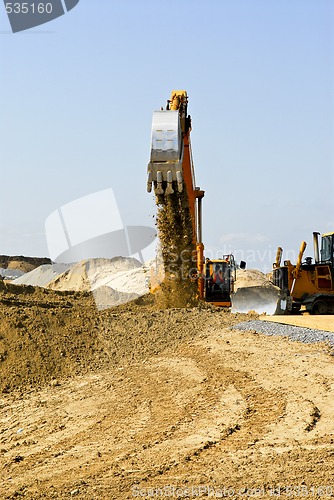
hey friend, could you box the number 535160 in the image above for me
[5,3,53,14]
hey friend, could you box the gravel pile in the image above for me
[232,319,334,350]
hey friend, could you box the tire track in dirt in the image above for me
[0,337,289,498]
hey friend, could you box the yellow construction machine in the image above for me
[272,231,334,314]
[147,90,245,307]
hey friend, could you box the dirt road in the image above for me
[0,283,334,499]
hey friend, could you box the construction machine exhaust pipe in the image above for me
[313,232,320,264]
[294,241,307,277]
[290,241,307,296]
[274,247,283,268]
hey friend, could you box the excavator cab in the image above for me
[204,256,236,307]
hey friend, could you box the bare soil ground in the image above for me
[0,282,334,499]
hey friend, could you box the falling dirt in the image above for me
[155,191,198,308]
[1,280,334,499]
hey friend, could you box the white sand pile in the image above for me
[12,257,150,309]
[92,286,141,310]
[47,257,144,291]
[47,257,150,309]
[12,264,71,287]
[0,268,25,280]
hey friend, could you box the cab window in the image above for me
[321,235,334,263]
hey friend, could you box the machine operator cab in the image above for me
[204,255,239,307]
[320,232,334,267]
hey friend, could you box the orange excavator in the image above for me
[147,90,245,307]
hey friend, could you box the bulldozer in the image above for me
[147,90,245,307]
[272,232,334,314]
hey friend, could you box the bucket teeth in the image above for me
[155,184,164,195]
[165,170,174,195]
[155,170,164,195]
[147,167,184,195]
[147,172,152,193]
[176,171,183,192]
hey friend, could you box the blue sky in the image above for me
[0,0,333,272]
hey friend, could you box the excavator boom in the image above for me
[147,90,240,307]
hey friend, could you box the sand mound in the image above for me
[0,281,244,394]
[0,267,25,280]
[92,285,140,309]
[12,257,150,309]
[234,268,268,290]
[7,260,35,273]
[0,255,51,272]
[13,263,71,287]
[47,257,150,308]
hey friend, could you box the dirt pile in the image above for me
[155,191,198,308]
[0,281,245,394]
[0,255,51,273]
[234,268,268,290]
[0,282,98,393]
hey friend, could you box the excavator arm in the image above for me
[147,91,241,307]
[147,91,205,300]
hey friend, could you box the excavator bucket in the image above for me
[147,110,184,195]
[231,283,286,315]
